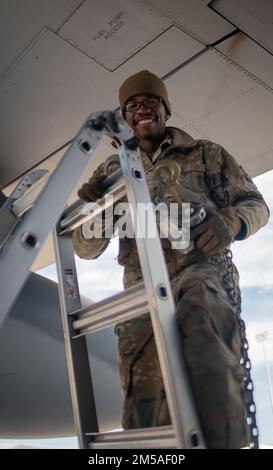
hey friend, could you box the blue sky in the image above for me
[1,169,272,448]
[231,169,273,444]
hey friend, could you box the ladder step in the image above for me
[59,169,125,235]
[87,425,177,449]
[72,282,148,336]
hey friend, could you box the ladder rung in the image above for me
[59,169,125,235]
[87,425,177,449]
[72,282,148,336]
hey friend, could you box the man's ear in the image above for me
[165,113,170,121]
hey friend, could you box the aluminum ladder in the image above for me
[0,110,205,449]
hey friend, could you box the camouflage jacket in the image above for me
[72,127,269,287]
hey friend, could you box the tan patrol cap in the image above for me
[119,70,171,117]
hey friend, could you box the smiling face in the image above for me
[124,94,169,143]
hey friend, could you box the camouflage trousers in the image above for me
[114,262,249,449]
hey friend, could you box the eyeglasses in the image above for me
[124,97,162,113]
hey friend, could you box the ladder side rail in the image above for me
[0,198,20,249]
[53,226,98,449]
[0,170,49,248]
[118,139,206,449]
[0,117,103,326]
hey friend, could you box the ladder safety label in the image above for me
[64,268,77,299]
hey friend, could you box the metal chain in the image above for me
[208,249,259,449]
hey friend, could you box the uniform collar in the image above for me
[142,126,198,163]
[147,132,173,163]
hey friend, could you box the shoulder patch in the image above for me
[202,142,220,167]
[182,161,206,172]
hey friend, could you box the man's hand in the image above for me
[191,206,241,256]
[77,174,107,202]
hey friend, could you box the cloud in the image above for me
[74,237,124,302]
[255,170,273,207]
[245,319,273,367]
[0,437,78,449]
[232,223,273,288]
[38,237,124,303]
[231,170,273,288]
[230,171,273,369]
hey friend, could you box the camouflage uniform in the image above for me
[73,127,269,448]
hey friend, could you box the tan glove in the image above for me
[191,206,241,256]
[77,174,107,202]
